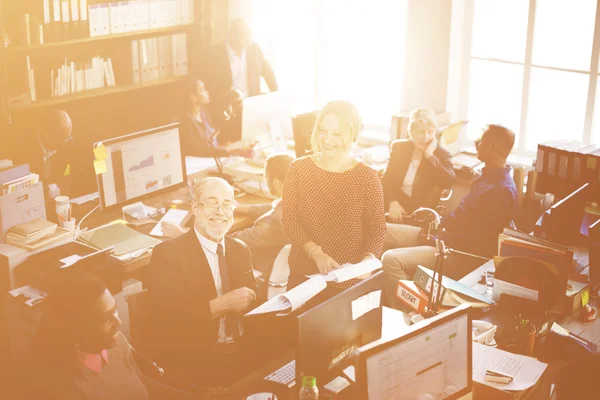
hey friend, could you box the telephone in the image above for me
[473,320,497,346]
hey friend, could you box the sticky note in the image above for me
[587,156,596,170]
[582,289,589,306]
[94,159,107,175]
[63,163,70,176]
[93,144,108,161]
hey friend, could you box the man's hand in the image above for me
[424,136,437,159]
[210,287,256,319]
[311,248,340,275]
[388,201,405,223]
[223,287,256,313]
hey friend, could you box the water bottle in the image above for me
[299,376,319,399]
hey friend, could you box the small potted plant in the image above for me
[516,314,536,356]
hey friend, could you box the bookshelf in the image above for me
[0,0,219,117]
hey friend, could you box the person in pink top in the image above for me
[282,100,386,301]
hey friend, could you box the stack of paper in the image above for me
[6,219,71,251]
[78,223,160,257]
[246,258,382,317]
[6,219,57,244]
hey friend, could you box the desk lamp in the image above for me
[410,207,490,317]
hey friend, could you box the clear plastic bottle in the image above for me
[299,376,319,399]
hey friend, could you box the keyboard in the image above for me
[264,360,296,387]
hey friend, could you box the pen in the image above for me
[486,369,513,379]
[485,375,512,384]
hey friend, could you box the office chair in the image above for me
[292,110,319,158]
[267,244,292,299]
[125,289,164,380]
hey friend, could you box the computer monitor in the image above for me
[292,109,319,158]
[356,304,472,400]
[535,182,589,243]
[95,123,187,210]
[241,92,294,147]
[296,271,385,386]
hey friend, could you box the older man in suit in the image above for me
[144,177,259,387]
[203,18,278,142]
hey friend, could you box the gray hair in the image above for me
[191,177,232,202]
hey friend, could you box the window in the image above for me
[466,0,600,154]
[250,0,407,128]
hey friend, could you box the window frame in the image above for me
[460,0,600,156]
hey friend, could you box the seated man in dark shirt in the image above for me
[383,124,518,292]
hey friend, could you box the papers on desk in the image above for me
[70,192,99,205]
[9,285,47,307]
[473,343,547,391]
[150,209,189,237]
[185,156,219,175]
[307,258,382,283]
[246,259,382,316]
[122,201,157,220]
[78,223,160,257]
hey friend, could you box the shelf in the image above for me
[9,76,187,112]
[4,24,194,53]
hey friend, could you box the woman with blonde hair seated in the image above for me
[382,108,455,224]
[282,100,386,302]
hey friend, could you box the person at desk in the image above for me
[28,271,195,400]
[382,124,518,288]
[382,108,455,224]
[144,177,260,387]
[178,78,251,158]
[5,109,74,198]
[282,100,386,298]
[203,18,278,142]
[230,153,293,277]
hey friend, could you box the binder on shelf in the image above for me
[139,39,150,82]
[109,2,120,34]
[149,0,161,29]
[89,2,110,37]
[69,0,81,39]
[131,39,141,84]
[172,33,188,76]
[158,35,172,79]
[79,0,89,38]
[137,0,149,31]
[51,0,62,42]
[167,0,177,27]
[60,0,71,41]
[571,145,596,181]
[149,37,160,81]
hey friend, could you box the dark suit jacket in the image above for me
[178,111,229,158]
[229,200,290,277]
[382,140,456,213]
[203,42,277,141]
[143,230,257,377]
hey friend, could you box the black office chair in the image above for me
[125,289,164,380]
[292,110,320,158]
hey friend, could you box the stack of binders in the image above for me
[536,140,599,198]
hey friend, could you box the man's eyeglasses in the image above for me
[196,202,236,213]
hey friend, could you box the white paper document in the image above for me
[308,258,382,283]
[492,279,539,302]
[473,343,548,391]
[59,254,83,268]
[246,276,328,316]
[150,209,189,237]
[351,290,382,320]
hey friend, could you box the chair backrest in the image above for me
[267,244,291,299]
[125,289,150,355]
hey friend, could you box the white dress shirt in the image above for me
[402,157,421,197]
[226,43,249,96]
[194,228,233,343]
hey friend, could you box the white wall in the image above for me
[401,0,454,114]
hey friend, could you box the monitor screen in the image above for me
[359,305,471,400]
[96,124,186,209]
[241,92,294,146]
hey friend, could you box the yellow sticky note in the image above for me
[93,144,108,161]
[94,159,107,175]
[63,163,70,176]
[586,156,596,170]
[582,289,589,306]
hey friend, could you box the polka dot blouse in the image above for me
[282,156,386,289]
